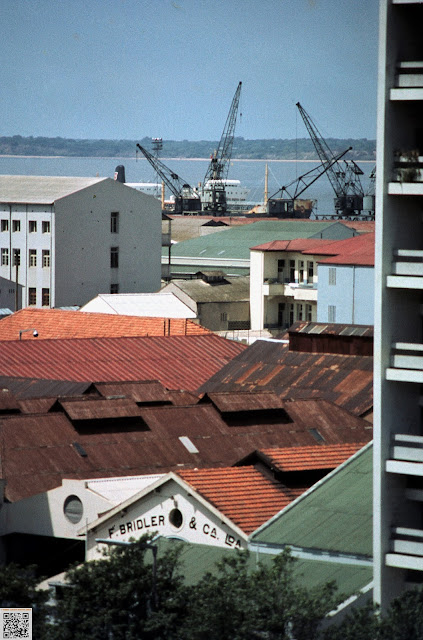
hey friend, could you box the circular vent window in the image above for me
[63,495,83,524]
[169,508,183,529]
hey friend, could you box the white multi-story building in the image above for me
[0,176,162,308]
[374,0,423,610]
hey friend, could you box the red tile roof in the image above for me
[259,442,366,472]
[0,308,210,341]
[0,335,246,391]
[178,466,304,534]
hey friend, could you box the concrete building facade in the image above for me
[0,176,162,309]
[374,0,423,610]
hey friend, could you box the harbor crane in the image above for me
[136,143,201,214]
[296,102,374,219]
[267,147,352,217]
[202,81,242,214]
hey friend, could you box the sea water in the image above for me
[0,155,374,218]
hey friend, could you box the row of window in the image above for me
[28,288,50,306]
[277,259,314,282]
[1,249,50,267]
[1,220,51,233]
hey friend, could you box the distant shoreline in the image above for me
[0,155,375,163]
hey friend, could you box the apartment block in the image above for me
[374,0,423,609]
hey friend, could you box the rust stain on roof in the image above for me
[0,308,210,340]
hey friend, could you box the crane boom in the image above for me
[202,82,242,213]
[136,143,200,214]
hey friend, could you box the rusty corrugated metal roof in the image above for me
[0,308,210,340]
[0,376,92,399]
[0,394,372,502]
[203,391,285,413]
[0,335,246,391]
[199,340,373,417]
[0,389,20,412]
[289,322,374,338]
[58,397,144,421]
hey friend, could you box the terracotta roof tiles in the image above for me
[259,442,367,472]
[178,466,302,534]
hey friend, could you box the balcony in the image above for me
[391,61,423,101]
[386,342,423,383]
[386,527,423,571]
[262,279,317,301]
[387,249,423,289]
[387,434,423,477]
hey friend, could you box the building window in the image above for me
[299,261,305,283]
[42,221,50,233]
[28,288,36,305]
[12,249,20,266]
[29,249,37,267]
[110,247,119,268]
[42,288,50,307]
[220,312,228,322]
[1,220,8,232]
[110,283,119,294]
[289,259,295,282]
[328,305,336,323]
[308,261,314,281]
[29,220,37,233]
[12,220,21,232]
[329,267,337,286]
[278,302,285,326]
[297,304,303,321]
[111,211,119,233]
[1,248,9,266]
[277,259,285,281]
[42,250,50,267]
[306,304,312,321]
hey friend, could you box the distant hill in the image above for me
[0,135,376,161]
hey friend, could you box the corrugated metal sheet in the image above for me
[0,394,372,502]
[59,397,144,420]
[251,444,373,557]
[204,391,285,413]
[0,335,245,391]
[199,340,373,417]
[289,322,373,338]
[94,381,172,404]
[0,308,209,340]
[0,389,20,412]
[0,376,92,399]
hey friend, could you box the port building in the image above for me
[0,175,162,309]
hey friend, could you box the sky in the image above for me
[1,0,379,142]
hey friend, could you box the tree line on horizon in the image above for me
[0,135,376,161]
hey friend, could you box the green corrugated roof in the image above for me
[250,443,373,557]
[154,538,371,598]
[168,220,355,261]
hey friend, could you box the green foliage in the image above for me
[322,602,380,640]
[48,537,186,640]
[181,549,338,640]
[0,135,376,160]
[0,563,50,639]
[379,587,423,640]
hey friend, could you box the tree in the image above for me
[48,537,187,640]
[0,563,50,639]
[181,549,339,640]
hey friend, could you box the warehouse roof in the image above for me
[317,232,375,266]
[0,175,106,204]
[199,339,373,418]
[0,334,244,390]
[153,537,372,598]
[0,308,208,340]
[79,292,197,318]
[168,220,356,261]
[162,276,250,304]
[251,442,373,557]
[0,393,371,502]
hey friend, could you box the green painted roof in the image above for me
[250,443,373,558]
[154,538,371,598]
[168,220,355,261]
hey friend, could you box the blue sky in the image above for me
[1,0,379,141]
